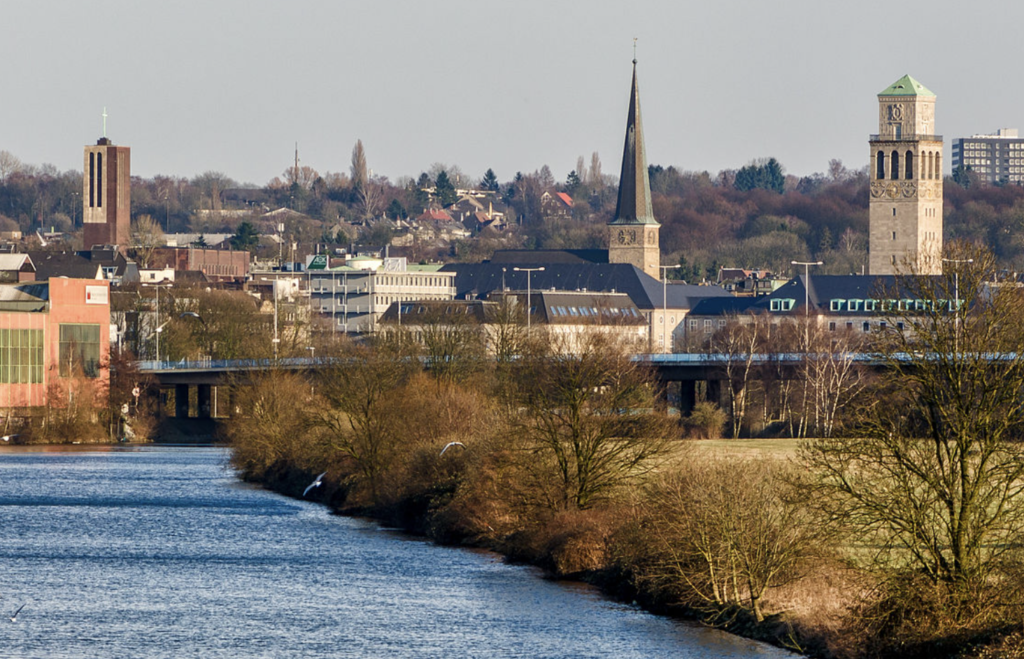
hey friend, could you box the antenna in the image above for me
[102,107,108,138]
[294,142,299,184]
[633,37,637,64]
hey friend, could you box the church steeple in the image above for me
[608,56,660,279]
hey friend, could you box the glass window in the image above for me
[0,328,44,384]
[59,324,101,378]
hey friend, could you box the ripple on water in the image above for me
[0,446,797,658]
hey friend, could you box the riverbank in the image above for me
[242,449,815,657]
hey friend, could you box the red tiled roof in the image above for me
[417,209,454,221]
[555,192,574,207]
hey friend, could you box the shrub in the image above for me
[686,402,727,439]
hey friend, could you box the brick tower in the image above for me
[83,136,130,249]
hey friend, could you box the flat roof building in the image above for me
[951,129,1024,185]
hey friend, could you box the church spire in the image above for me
[611,57,657,226]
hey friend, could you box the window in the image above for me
[689,319,698,331]
[0,329,43,384]
[59,324,101,378]
[862,321,870,332]
[828,321,837,332]
[830,299,844,312]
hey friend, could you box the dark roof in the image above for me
[690,274,947,316]
[488,249,608,265]
[440,262,730,311]
[26,251,101,281]
[610,60,658,227]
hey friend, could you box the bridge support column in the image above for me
[706,379,724,409]
[175,384,190,418]
[679,380,696,416]
[198,385,212,419]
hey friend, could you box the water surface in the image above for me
[0,446,795,658]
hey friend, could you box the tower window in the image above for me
[877,151,886,180]
[892,208,896,217]
[96,152,103,208]
[905,151,914,179]
[892,231,897,240]
[891,151,900,180]
[88,152,95,208]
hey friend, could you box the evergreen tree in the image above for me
[481,168,500,192]
[230,221,259,252]
[434,171,458,207]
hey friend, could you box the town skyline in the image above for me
[5,1,1024,186]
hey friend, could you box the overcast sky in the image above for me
[2,0,1019,186]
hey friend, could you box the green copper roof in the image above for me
[879,74,935,97]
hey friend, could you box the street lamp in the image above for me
[142,282,172,363]
[154,321,170,363]
[791,261,824,318]
[652,264,682,353]
[513,267,544,331]
[307,346,315,362]
[260,277,281,359]
[942,257,974,353]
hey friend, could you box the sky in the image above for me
[2,0,1020,187]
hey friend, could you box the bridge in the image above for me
[136,353,883,420]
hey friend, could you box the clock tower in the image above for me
[608,58,660,279]
[868,75,943,275]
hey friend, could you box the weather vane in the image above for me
[102,107,107,138]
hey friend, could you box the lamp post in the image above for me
[179,311,209,360]
[307,346,315,362]
[261,278,281,359]
[943,257,974,353]
[154,321,170,362]
[791,261,823,318]
[652,264,682,353]
[143,282,172,363]
[513,267,544,331]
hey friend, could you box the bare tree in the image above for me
[0,150,22,182]
[129,214,164,268]
[509,330,672,510]
[590,152,602,186]
[576,155,587,185]
[351,140,368,192]
[803,244,1024,596]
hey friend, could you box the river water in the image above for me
[0,446,794,658]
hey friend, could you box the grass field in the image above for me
[690,437,806,460]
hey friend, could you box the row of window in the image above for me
[0,324,101,384]
[875,150,941,181]
[767,297,962,313]
[687,317,906,334]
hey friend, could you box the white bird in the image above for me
[9,603,25,623]
[1,434,18,442]
[439,441,466,457]
[303,471,327,497]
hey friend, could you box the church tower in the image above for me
[868,75,943,275]
[83,130,131,249]
[608,58,660,280]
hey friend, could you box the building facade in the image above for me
[868,75,943,276]
[309,258,456,333]
[0,279,110,409]
[951,129,1024,185]
[83,138,131,249]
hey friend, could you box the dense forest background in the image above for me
[2,147,1023,280]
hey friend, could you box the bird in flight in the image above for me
[303,472,327,497]
[9,603,25,623]
[0,434,17,442]
[439,441,466,456]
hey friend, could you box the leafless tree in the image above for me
[351,140,368,192]
[0,150,22,182]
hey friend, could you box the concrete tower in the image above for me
[83,136,130,249]
[868,75,943,275]
[608,58,660,280]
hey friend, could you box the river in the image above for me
[0,446,795,658]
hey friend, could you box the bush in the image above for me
[686,402,727,439]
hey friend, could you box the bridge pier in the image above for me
[679,380,696,415]
[706,379,724,409]
[175,384,190,418]
[198,385,212,419]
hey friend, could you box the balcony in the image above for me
[869,134,943,143]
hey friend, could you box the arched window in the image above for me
[936,153,942,178]
[891,151,900,180]
[905,151,914,179]
[877,151,886,180]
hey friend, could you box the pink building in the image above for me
[0,279,110,408]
